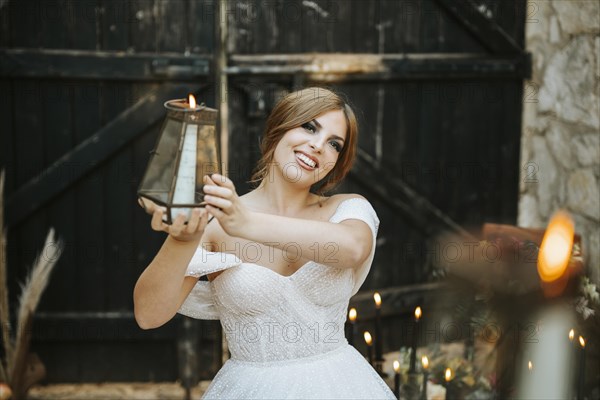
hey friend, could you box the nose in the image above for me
[309,135,324,153]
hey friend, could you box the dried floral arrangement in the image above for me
[0,171,63,399]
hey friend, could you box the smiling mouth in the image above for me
[295,152,318,169]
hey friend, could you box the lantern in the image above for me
[138,95,219,224]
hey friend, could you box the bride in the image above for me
[134,87,396,399]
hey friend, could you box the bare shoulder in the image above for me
[328,193,368,206]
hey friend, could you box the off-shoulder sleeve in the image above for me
[177,247,242,320]
[329,197,380,296]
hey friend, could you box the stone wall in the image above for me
[519,1,600,282]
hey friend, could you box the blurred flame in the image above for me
[537,211,574,282]
[422,356,429,370]
[579,336,585,348]
[415,306,422,320]
[373,292,382,308]
[348,308,357,322]
[393,360,400,373]
[188,94,196,108]
[364,331,372,345]
[528,360,533,370]
[569,329,575,341]
[445,367,453,382]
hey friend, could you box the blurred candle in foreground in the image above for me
[347,308,357,346]
[364,331,373,366]
[577,336,586,400]
[516,306,573,399]
[410,306,422,373]
[444,368,454,400]
[374,292,383,366]
[537,210,575,297]
[421,356,429,400]
[393,360,401,399]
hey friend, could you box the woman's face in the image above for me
[271,109,348,187]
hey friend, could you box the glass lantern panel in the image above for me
[195,124,220,203]
[138,117,182,204]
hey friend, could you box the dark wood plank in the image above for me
[101,0,131,51]
[69,0,99,50]
[435,0,524,54]
[0,80,15,193]
[156,0,185,53]
[10,80,48,321]
[0,0,10,47]
[72,81,105,311]
[0,49,211,81]
[188,0,214,54]
[129,0,157,53]
[41,80,78,313]
[10,0,42,47]
[39,0,70,49]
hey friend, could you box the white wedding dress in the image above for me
[178,198,396,399]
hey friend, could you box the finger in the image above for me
[170,213,186,236]
[202,184,232,199]
[139,197,156,214]
[151,208,166,231]
[203,195,232,211]
[204,174,217,186]
[210,173,236,192]
[206,204,225,221]
[198,208,209,232]
[185,208,201,234]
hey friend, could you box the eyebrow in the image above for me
[311,119,346,142]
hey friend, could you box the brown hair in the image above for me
[250,87,358,194]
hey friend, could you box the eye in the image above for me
[301,122,317,133]
[329,141,343,153]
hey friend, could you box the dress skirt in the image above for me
[202,344,396,399]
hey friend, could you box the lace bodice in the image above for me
[178,198,379,363]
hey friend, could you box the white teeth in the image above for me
[297,153,316,168]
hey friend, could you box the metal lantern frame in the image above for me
[137,98,220,224]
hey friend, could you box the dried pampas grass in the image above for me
[0,170,63,398]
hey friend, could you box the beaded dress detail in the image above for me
[178,198,395,399]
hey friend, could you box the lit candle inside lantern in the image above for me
[347,308,357,346]
[364,331,373,366]
[577,336,586,400]
[569,329,575,342]
[528,360,533,371]
[421,356,429,400]
[393,360,401,399]
[171,94,198,222]
[410,306,422,373]
[374,292,383,367]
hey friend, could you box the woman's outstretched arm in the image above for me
[133,202,209,329]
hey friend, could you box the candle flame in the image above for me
[537,210,574,282]
[569,329,575,341]
[528,360,533,370]
[445,367,453,382]
[421,356,429,370]
[188,94,196,109]
[393,360,400,372]
[579,336,585,348]
[348,308,357,322]
[364,331,372,345]
[415,306,422,320]
[373,292,382,308]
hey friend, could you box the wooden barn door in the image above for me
[0,0,221,383]
[0,0,530,384]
